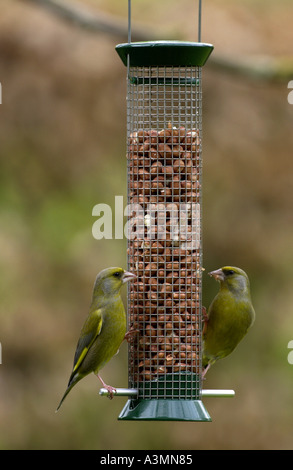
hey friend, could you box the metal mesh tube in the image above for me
[126,65,203,401]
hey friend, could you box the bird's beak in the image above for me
[122,271,137,283]
[209,268,225,282]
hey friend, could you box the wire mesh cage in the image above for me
[127,66,202,396]
[115,42,213,421]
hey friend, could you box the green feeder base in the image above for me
[118,399,211,422]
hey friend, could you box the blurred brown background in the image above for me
[0,0,293,449]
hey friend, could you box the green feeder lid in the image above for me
[116,41,213,67]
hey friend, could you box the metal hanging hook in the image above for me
[128,0,131,44]
[198,0,202,42]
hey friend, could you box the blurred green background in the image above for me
[1,0,293,449]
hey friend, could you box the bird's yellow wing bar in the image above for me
[72,309,103,373]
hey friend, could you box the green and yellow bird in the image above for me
[56,267,136,411]
[202,266,255,378]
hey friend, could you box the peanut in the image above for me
[127,125,202,382]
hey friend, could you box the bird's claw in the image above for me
[202,306,208,322]
[97,374,116,399]
[105,385,116,400]
[124,328,139,343]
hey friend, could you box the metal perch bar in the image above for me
[99,388,235,398]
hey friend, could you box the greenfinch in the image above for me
[202,266,255,378]
[56,267,136,411]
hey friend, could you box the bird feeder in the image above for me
[115,39,212,422]
[99,2,234,421]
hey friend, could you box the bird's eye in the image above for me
[225,269,235,276]
[113,271,121,277]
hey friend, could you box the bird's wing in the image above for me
[72,308,103,374]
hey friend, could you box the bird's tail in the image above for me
[55,373,82,412]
